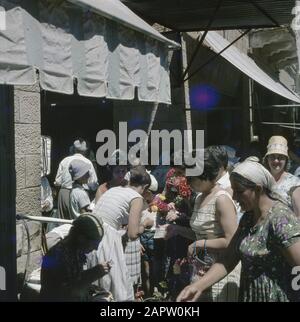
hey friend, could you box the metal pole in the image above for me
[184,29,251,83]
[181,0,224,81]
[181,33,193,152]
[249,0,280,27]
[16,214,73,225]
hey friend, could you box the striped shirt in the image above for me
[93,186,142,229]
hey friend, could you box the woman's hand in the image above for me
[187,240,203,257]
[142,217,154,229]
[176,284,203,302]
[167,202,176,210]
[98,261,112,277]
[187,242,196,257]
[166,209,179,222]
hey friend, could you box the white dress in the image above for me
[91,186,142,302]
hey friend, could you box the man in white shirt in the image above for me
[55,139,98,219]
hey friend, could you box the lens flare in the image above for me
[190,84,220,111]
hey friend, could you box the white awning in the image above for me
[201,31,300,103]
[0,0,179,104]
[68,0,179,49]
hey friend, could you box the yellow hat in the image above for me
[265,136,288,158]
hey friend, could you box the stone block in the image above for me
[16,187,41,217]
[15,156,26,189]
[26,155,41,188]
[18,91,41,124]
[15,124,41,156]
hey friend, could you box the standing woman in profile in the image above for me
[92,166,153,301]
[177,157,300,302]
[167,148,240,301]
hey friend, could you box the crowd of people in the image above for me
[38,135,300,302]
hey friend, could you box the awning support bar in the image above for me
[249,0,280,27]
[184,29,251,83]
[181,0,224,82]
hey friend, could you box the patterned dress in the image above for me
[236,201,300,302]
[190,190,241,302]
[272,172,300,209]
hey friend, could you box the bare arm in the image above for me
[128,197,144,240]
[54,162,64,187]
[193,194,238,253]
[177,225,242,302]
[281,240,300,266]
[94,183,107,204]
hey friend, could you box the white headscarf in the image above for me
[232,156,275,191]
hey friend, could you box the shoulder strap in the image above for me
[214,190,236,209]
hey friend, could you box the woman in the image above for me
[92,165,153,301]
[94,164,128,204]
[177,157,300,302]
[167,148,240,301]
[264,136,300,217]
[40,214,110,302]
[153,161,193,292]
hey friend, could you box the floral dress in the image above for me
[272,172,300,209]
[236,201,300,302]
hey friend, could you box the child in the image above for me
[69,159,92,218]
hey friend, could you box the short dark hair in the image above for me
[186,148,220,181]
[129,165,151,187]
[207,145,228,169]
[230,172,256,190]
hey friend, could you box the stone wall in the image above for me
[14,83,42,289]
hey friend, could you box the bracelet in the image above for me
[193,241,197,257]
[204,239,207,255]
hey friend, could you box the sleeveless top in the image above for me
[93,186,141,230]
[190,190,235,240]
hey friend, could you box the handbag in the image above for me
[190,240,214,282]
[171,240,214,288]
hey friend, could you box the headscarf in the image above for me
[231,156,275,191]
[69,159,90,181]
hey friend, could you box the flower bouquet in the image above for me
[165,169,192,211]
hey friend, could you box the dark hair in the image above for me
[230,172,256,190]
[129,165,151,187]
[186,148,220,182]
[70,214,104,242]
[207,145,228,169]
